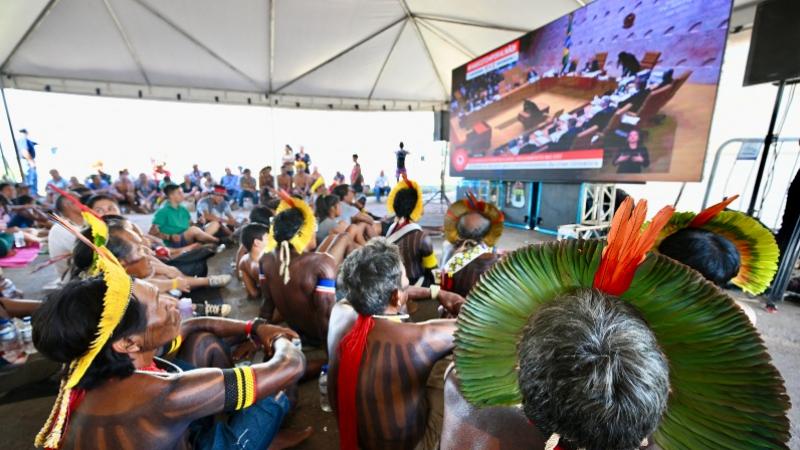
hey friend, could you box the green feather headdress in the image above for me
[655,195,779,295]
[455,198,790,449]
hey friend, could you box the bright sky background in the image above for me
[1,91,446,190]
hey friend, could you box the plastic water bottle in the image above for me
[13,231,25,248]
[0,318,21,362]
[319,364,332,412]
[19,316,35,354]
[179,298,194,320]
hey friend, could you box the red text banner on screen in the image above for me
[466,41,520,81]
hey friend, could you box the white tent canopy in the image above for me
[1,0,760,110]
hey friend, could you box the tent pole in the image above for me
[0,80,23,180]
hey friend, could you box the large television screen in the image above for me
[448,0,733,182]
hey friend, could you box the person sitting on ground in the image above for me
[331,184,367,224]
[315,194,372,248]
[220,167,239,198]
[196,185,236,240]
[238,222,269,300]
[373,170,390,203]
[656,195,778,318]
[71,219,231,306]
[327,238,465,450]
[259,166,275,195]
[112,169,146,213]
[32,256,310,450]
[45,169,69,205]
[48,195,86,282]
[150,184,220,248]
[86,174,110,194]
[238,168,259,207]
[179,174,201,204]
[134,173,158,213]
[384,176,437,286]
[258,193,344,347]
[441,197,790,450]
[293,162,312,199]
[8,195,50,229]
[439,193,504,297]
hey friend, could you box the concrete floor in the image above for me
[1,198,798,449]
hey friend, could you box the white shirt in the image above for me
[339,202,360,223]
[375,176,388,189]
[48,219,82,278]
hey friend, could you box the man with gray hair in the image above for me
[327,238,464,450]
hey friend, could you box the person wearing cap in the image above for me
[196,185,237,240]
[16,129,38,196]
[437,192,504,297]
[440,198,790,450]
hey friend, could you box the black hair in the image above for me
[658,228,741,286]
[86,194,118,209]
[399,142,404,149]
[16,194,34,205]
[55,195,71,214]
[518,288,669,450]
[352,154,358,159]
[71,223,128,278]
[392,188,419,220]
[241,223,269,252]
[249,205,273,225]
[337,238,403,316]
[163,184,180,197]
[456,212,491,242]
[273,208,304,244]
[332,184,351,201]
[315,195,339,221]
[0,182,12,192]
[32,277,147,390]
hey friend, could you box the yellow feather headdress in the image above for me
[386,174,424,222]
[36,215,132,448]
[444,191,505,246]
[310,176,326,194]
[266,191,317,284]
[655,195,779,295]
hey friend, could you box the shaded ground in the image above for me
[0,197,797,449]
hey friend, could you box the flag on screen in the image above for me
[561,13,573,74]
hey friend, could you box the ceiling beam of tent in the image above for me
[412,13,530,34]
[368,19,408,100]
[268,0,276,93]
[0,0,62,72]
[399,0,448,100]
[101,0,151,85]
[417,18,475,59]
[273,16,407,93]
[574,0,587,6]
[129,0,263,91]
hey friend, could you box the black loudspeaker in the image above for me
[535,183,583,233]
[743,0,800,86]
[434,110,450,141]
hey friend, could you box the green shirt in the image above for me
[152,202,191,236]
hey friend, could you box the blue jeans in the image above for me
[25,168,37,196]
[374,186,390,202]
[191,393,291,450]
[238,190,258,207]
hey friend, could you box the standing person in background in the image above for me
[45,169,68,205]
[278,164,294,193]
[373,170,390,203]
[220,167,239,198]
[350,154,364,194]
[395,141,410,181]
[295,146,311,174]
[282,145,296,175]
[16,129,38,196]
[239,168,259,207]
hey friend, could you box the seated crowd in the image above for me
[0,151,792,450]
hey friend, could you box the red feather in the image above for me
[277,189,296,208]
[690,195,739,228]
[47,184,102,219]
[593,198,674,296]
